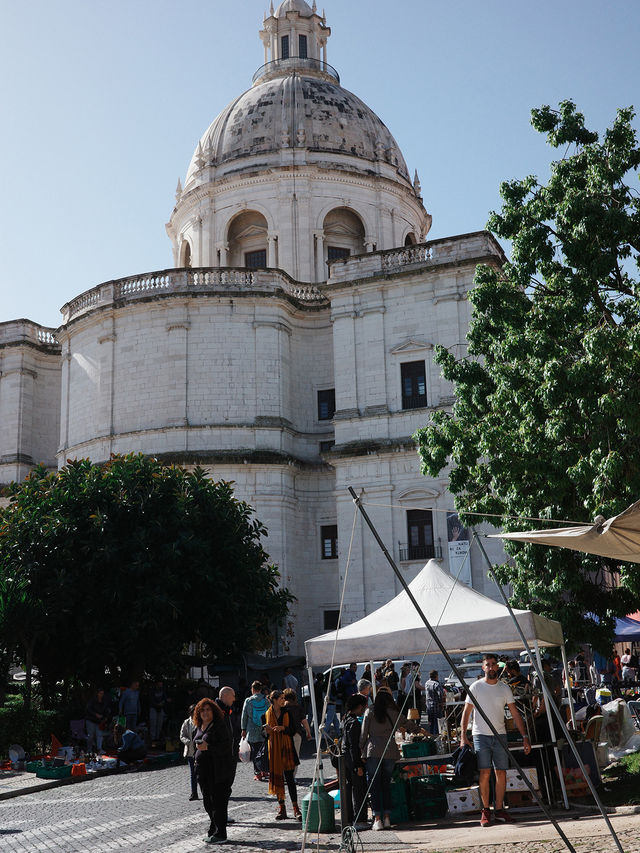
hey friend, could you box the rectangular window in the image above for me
[244,249,267,269]
[319,440,335,453]
[401,360,427,409]
[324,609,340,630]
[321,524,338,559]
[401,509,434,561]
[327,246,350,261]
[298,34,308,58]
[281,35,289,59]
[317,388,335,421]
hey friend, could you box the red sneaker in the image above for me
[480,808,493,827]
[494,808,514,824]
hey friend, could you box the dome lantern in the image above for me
[257,0,332,84]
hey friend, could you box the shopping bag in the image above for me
[239,736,251,763]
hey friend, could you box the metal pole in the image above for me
[474,533,624,853]
[307,664,325,783]
[347,487,578,853]
[534,639,569,809]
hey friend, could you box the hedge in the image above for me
[0,707,66,757]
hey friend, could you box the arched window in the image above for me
[323,208,366,266]
[404,232,417,246]
[227,210,268,268]
[180,241,192,268]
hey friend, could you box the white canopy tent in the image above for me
[493,499,640,563]
[305,558,564,666]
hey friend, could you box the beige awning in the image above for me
[491,499,640,564]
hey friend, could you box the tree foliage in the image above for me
[0,454,293,703]
[416,101,640,651]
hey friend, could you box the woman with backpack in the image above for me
[359,687,408,831]
[240,680,270,781]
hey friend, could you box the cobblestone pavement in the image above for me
[2,757,639,853]
[0,755,409,852]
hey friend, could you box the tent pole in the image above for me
[348,488,578,853]
[307,664,324,784]
[370,659,376,700]
[475,534,624,853]
[534,639,569,810]
[560,641,578,730]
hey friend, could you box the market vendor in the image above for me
[113,723,147,767]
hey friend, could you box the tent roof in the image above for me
[614,616,640,642]
[492,500,640,564]
[304,559,564,667]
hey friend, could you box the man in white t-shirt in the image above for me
[460,653,531,827]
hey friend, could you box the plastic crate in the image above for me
[390,777,408,807]
[409,775,447,819]
[36,764,73,779]
[25,761,42,773]
[400,740,437,759]
[390,802,409,824]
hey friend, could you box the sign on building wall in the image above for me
[447,512,471,586]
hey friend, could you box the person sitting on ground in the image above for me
[113,723,146,767]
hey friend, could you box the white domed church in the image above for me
[0,1,506,653]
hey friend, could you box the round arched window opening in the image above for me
[227,210,268,268]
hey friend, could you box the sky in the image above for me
[1,0,638,328]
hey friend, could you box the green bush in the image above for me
[0,707,65,757]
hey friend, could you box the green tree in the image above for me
[0,455,293,703]
[416,101,640,652]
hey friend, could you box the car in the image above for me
[444,663,484,691]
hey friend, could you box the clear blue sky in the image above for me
[1,0,638,327]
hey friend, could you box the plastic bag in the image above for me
[239,736,251,763]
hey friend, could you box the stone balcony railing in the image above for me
[327,231,506,284]
[0,319,59,348]
[61,267,327,325]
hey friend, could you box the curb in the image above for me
[0,758,184,801]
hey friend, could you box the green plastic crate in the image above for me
[390,802,409,825]
[36,764,72,779]
[409,775,447,819]
[400,740,436,759]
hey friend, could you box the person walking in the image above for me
[360,687,407,831]
[193,697,235,844]
[423,670,445,735]
[241,681,270,780]
[264,690,301,821]
[283,687,311,777]
[341,694,369,830]
[460,652,531,827]
[180,703,199,801]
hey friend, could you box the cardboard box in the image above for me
[506,767,539,791]
[446,786,482,814]
[506,790,535,807]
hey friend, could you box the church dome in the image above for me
[276,0,314,17]
[185,73,410,186]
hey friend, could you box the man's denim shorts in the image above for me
[472,733,510,770]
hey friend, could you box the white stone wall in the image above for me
[0,321,60,484]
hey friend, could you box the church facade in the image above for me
[0,1,506,653]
